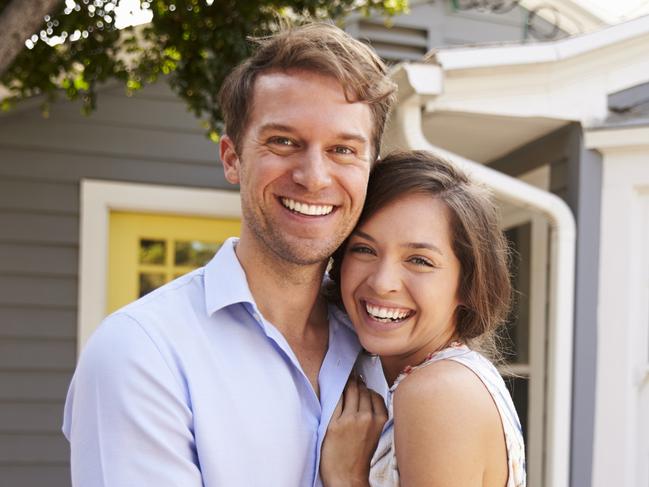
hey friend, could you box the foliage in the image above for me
[0,0,408,141]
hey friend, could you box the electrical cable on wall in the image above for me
[449,0,580,39]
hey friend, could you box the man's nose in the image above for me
[367,260,402,296]
[292,148,332,192]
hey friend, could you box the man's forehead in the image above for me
[248,71,372,130]
[253,68,347,97]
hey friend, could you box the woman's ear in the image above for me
[220,135,241,184]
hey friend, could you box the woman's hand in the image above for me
[320,377,388,487]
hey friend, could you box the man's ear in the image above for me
[220,135,241,184]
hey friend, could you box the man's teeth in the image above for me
[281,198,333,216]
[366,303,411,322]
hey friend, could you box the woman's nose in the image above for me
[366,260,402,295]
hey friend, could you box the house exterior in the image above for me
[385,13,649,487]
[1,1,647,486]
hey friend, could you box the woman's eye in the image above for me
[348,244,375,256]
[408,256,435,268]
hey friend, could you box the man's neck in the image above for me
[234,236,328,337]
[234,235,331,397]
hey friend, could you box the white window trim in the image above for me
[77,179,241,355]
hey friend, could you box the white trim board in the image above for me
[435,15,649,70]
[77,179,241,355]
[501,165,550,487]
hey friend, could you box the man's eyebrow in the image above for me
[259,122,297,134]
[352,230,445,256]
[259,123,368,144]
[337,132,369,145]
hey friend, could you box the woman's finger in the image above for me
[358,381,372,414]
[331,395,344,420]
[369,389,388,421]
[342,376,360,415]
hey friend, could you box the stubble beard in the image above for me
[241,196,352,267]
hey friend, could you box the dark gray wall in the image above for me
[489,123,601,487]
[346,0,559,63]
[0,82,232,486]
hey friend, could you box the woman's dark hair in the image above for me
[328,150,512,352]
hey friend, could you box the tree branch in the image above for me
[0,0,63,76]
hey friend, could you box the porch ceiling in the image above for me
[421,110,569,164]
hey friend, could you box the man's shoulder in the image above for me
[120,268,207,320]
[85,269,208,361]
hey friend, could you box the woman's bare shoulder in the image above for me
[392,359,507,486]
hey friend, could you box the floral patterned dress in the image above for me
[369,344,526,487]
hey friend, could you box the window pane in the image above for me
[504,375,529,444]
[502,224,531,364]
[139,272,167,297]
[174,240,221,267]
[139,239,166,265]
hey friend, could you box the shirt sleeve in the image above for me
[62,313,202,486]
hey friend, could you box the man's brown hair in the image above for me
[218,22,397,159]
[328,150,512,355]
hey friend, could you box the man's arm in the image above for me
[63,313,202,486]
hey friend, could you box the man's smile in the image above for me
[280,197,335,216]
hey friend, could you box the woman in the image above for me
[321,151,526,487]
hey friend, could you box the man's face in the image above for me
[221,69,374,266]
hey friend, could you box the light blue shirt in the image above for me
[62,238,369,487]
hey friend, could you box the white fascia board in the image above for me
[585,126,649,150]
[390,63,444,100]
[402,63,444,97]
[435,15,649,70]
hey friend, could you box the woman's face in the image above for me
[340,193,462,380]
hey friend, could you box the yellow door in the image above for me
[108,211,240,314]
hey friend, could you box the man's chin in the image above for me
[269,237,342,267]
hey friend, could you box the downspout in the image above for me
[390,64,576,487]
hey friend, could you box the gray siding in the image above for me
[0,82,232,486]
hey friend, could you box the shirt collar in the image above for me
[204,237,256,315]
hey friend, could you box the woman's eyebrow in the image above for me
[352,230,444,256]
[403,242,444,256]
[351,229,376,242]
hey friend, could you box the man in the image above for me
[63,23,396,486]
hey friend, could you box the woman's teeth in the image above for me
[281,198,333,216]
[365,303,412,322]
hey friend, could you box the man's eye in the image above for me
[269,137,295,146]
[333,146,354,155]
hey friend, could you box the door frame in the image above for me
[77,179,241,355]
[500,165,550,487]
